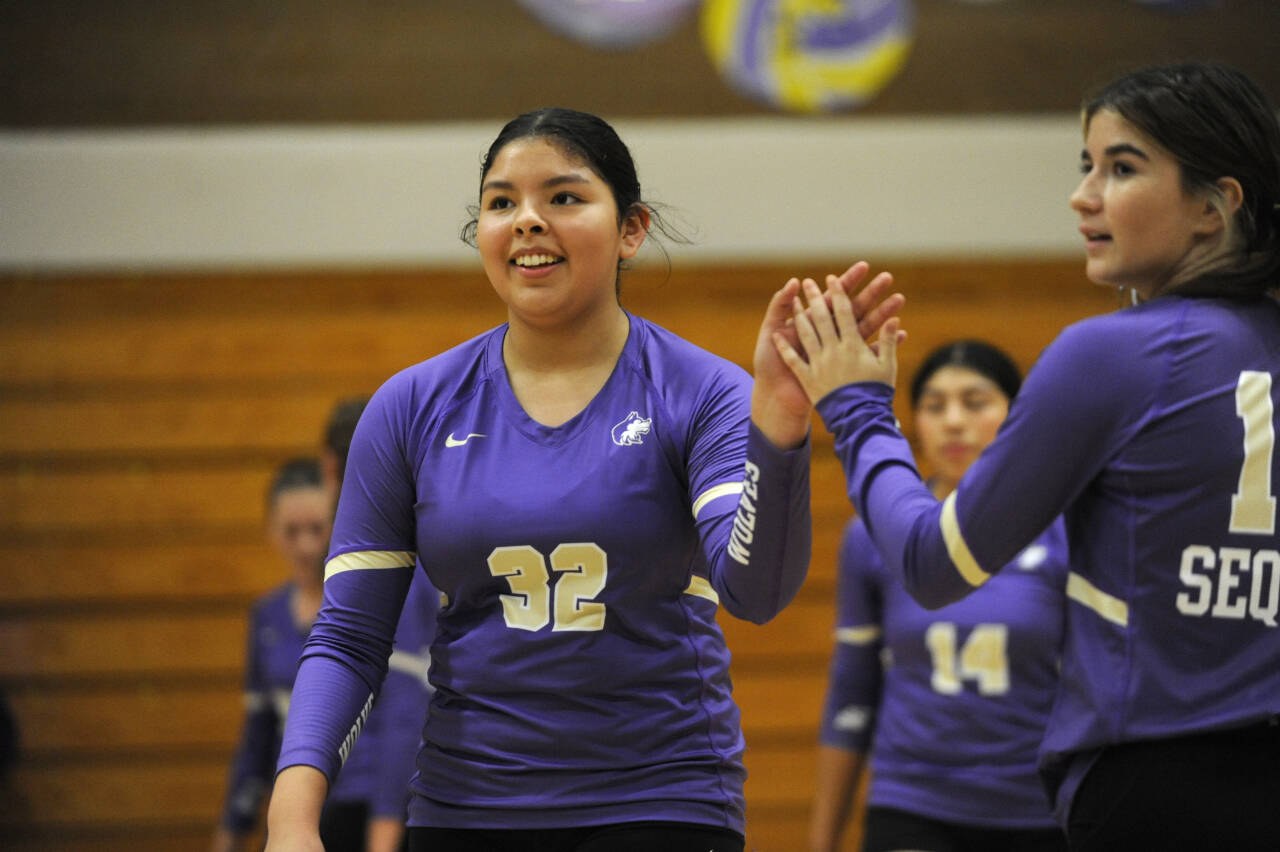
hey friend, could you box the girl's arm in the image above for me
[810,521,883,852]
[697,266,904,624]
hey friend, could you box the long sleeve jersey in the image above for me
[219,581,434,833]
[816,294,1280,823]
[820,517,1068,828]
[276,314,812,833]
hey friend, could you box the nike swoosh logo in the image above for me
[445,432,486,448]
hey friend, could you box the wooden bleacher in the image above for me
[0,260,1115,850]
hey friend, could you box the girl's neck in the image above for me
[291,575,324,630]
[503,303,630,372]
[930,477,957,501]
[502,306,630,427]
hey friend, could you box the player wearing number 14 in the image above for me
[810,342,1068,852]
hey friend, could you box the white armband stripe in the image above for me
[692,482,743,520]
[324,549,416,581]
[940,491,991,587]
[1067,571,1129,627]
[834,625,881,645]
[387,649,431,679]
[683,575,720,606]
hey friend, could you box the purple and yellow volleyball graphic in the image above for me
[701,0,914,113]
[515,0,701,50]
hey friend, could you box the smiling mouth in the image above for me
[512,253,564,268]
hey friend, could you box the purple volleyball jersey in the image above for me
[277,314,812,833]
[816,295,1280,823]
[819,518,1068,828]
[220,580,435,832]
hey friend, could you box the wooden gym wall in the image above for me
[1,1,1259,848]
[0,260,1114,850]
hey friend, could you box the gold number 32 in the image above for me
[487,543,608,632]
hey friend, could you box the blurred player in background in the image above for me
[319,397,437,852]
[809,340,1067,852]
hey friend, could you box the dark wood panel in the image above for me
[0,541,279,606]
[0,388,344,457]
[742,784,869,852]
[735,670,830,737]
[0,261,1111,392]
[1,0,1276,126]
[0,610,245,678]
[3,826,220,852]
[0,260,1106,322]
[0,258,1114,850]
[8,681,240,754]
[721,595,835,663]
[744,740,821,808]
[0,464,274,535]
[0,758,224,828]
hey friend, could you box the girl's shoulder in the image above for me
[625,314,751,396]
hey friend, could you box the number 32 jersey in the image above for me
[278,314,811,832]
[819,294,1280,823]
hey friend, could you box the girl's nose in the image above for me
[1069,174,1099,215]
[514,202,546,235]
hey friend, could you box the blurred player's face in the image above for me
[476,137,647,329]
[914,366,1009,494]
[268,487,333,585]
[1070,109,1220,298]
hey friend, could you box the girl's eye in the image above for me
[1079,160,1093,175]
[551,192,580,205]
[485,196,514,210]
[1111,161,1135,177]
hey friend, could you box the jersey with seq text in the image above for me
[817,295,1280,824]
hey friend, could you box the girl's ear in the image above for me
[618,204,651,260]
[1198,176,1244,236]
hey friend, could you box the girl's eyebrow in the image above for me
[481,174,592,194]
[1081,143,1150,161]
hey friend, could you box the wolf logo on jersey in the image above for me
[611,411,652,446]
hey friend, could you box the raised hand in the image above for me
[771,265,902,404]
[752,262,903,445]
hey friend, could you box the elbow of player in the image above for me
[900,571,971,611]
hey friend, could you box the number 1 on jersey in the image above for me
[1230,371,1276,535]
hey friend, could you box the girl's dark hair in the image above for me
[459,107,688,286]
[910,340,1022,409]
[323,396,369,486]
[1083,62,1280,298]
[266,456,324,515]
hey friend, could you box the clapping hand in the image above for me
[771,263,903,404]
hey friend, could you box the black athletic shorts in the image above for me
[1067,719,1280,852]
[862,805,1068,852]
[407,820,744,852]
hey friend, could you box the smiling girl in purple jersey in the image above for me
[262,108,903,852]
[810,341,1069,852]
[776,63,1280,851]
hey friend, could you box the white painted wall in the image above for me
[0,115,1085,270]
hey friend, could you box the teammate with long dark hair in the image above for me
[778,62,1280,851]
